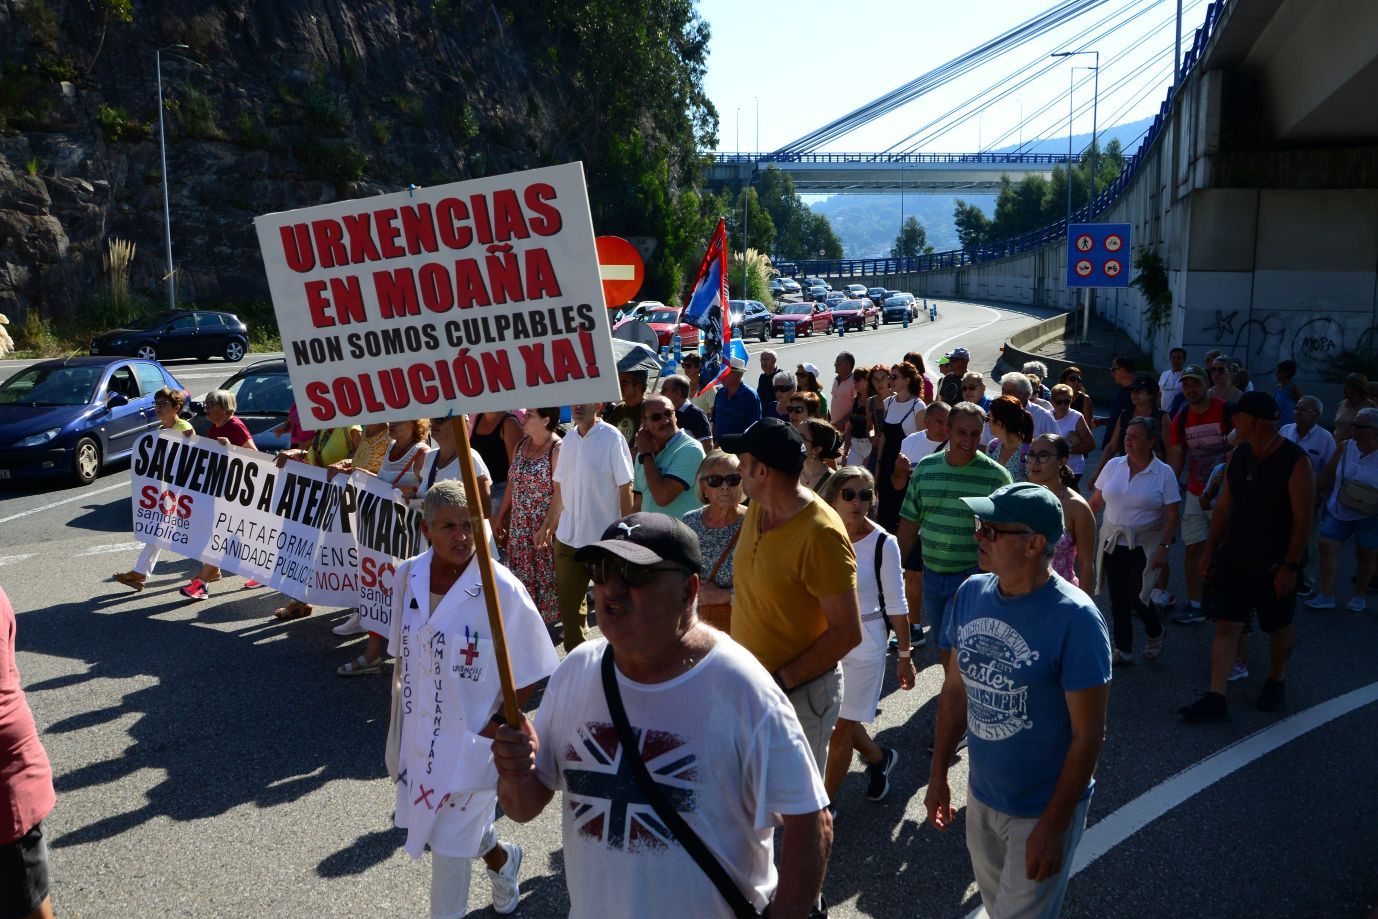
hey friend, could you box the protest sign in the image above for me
[130,431,422,614]
[254,162,621,426]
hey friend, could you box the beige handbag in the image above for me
[1338,454,1378,516]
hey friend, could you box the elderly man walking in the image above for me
[661,374,713,446]
[1180,393,1314,722]
[927,483,1112,919]
[493,514,833,918]
[723,418,862,777]
[712,356,762,441]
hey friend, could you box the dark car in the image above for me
[807,284,829,302]
[770,302,834,337]
[191,359,293,453]
[729,299,773,342]
[882,292,918,323]
[801,276,831,293]
[824,291,847,308]
[830,298,880,331]
[89,309,250,363]
[866,286,889,306]
[0,356,188,485]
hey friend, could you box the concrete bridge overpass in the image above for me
[706,152,1075,194]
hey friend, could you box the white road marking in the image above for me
[923,303,1004,372]
[0,554,34,566]
[78,542,144,556]
[965,679,1378,917]
[0,480,129,525]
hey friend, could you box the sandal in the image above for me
[112,571,146,592]
[337,655,383,676]
[272,601,313,620]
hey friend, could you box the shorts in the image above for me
[786,666,842,776]
[0,821,50,919]
[1182,491,1212,545]
[903,540,923,572]
[838,621,888,722]
[1319,511,1378,551]
[1212,558,1296,633]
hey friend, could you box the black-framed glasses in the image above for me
[586,556,686,588]
[840,487,874,503]
[775,385,794,392]
[786,405,807,414]
[1053,398,1071,406]
[1026,450,1058,463]
[644,411,671,423]
[1065,374,1082,383]
[974,519,1031,541]
[703,473,742,488]
[154,399,176,408]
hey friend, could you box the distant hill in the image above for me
[808,116,1157,257]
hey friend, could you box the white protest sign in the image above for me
[130,431,422,608]
[254,162,621,426]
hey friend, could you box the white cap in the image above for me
[800,362,821,377]
[729,356,748,371]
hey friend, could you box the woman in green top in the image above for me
[112,388,195,591]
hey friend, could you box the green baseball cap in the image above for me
[961,482,1065,544]
[1180,364,1208,382]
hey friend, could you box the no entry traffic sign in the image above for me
[1067,223,1131,288]
[596,235,645,307]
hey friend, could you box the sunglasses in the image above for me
[839,487,875,503]
[890,374,903,381]
[974,519,1031,542]
[154,400,176,408]
[1065,375,1082,383]
[703,473,742,488]
[644,411,671,423]
[1026,450,1058,463]
[786,405,807,414]
[1053,398,1071,405]
[775,385,794,392]
[586,556,685,588]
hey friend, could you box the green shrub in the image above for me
[96,104,151,142]
[234,110,275,150]
[36,55,78,83]
[303,72,349,134]
[26,157,39,176]
[177,86,225,140]
[369,118,390,145]
[388,94,427,128]
[448,102,478,144]
[298,138,367,185]
[19,1,60,52]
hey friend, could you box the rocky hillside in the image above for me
[0,0,715,328]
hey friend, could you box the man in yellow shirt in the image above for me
[722,418,862,776]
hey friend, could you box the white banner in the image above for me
[253,162,621,426]
[130,431,423,617]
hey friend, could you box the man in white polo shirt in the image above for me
[538,402,635,651]
[1159,347,1187,414]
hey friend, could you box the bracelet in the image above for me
[897,651,912,659]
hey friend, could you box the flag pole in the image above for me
[450,415,521,726]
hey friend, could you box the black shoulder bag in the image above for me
[600,646,762,918]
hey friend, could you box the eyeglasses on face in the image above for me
[1053,398,1071,405]
[586,556,685,588]
[962,383,981,390]
[1065,375,1082,383]
[1026,450,1058,463]
[839,487,874,503]
[154,400,176,408]
[644,411,671,423]
[786,405,807,414]
[702,473,742,488]
[974,518,1031,541]
[775,385,794,392]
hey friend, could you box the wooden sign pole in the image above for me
[450,415,521,727]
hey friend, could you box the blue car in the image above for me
[0,356,188,486]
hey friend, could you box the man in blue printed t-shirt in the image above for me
[925,482,1111,919]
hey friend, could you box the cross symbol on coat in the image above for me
[414,784,435,809]
[459,639,480,666]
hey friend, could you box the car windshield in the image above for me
[224,370,292,415]
[869,288,885,294]
[646,310,680,324]
[125,312,179,330]
[0,364,104,406]
[780,304,811,315]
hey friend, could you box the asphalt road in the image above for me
[2,299,1376,917]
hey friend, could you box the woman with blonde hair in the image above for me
[680,450,747,632]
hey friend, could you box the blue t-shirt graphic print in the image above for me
[940,572,1112,818]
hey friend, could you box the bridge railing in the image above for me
[779,0,1227,280]
[712,152,1076,165]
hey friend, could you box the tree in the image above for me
[723,186,776,263]
[953,199,991,250]
[799,212,843,260]
[990,174,1049,239]
[890,216,927,257]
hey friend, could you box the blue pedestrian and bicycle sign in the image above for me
[1067,223,1130,288]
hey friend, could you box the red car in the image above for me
[613,306,700,349]
[829,298,879,331]
[770,302,834,337]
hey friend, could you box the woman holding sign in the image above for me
[385,480,558,917]
[180,390,259,602]
[112,387,195,592]
[336,419,432,675]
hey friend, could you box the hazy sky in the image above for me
[697,0,1208,155]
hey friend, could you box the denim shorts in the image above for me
[1320,511,1378,550]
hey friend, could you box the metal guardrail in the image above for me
[776,0,1226,280]
[712,152,1076,165]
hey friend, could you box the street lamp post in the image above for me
[1052,50,1099,342]
[156,44,188,312]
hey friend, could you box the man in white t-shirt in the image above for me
[538,402,634,652]
[1282,395,1335,593]
[494,514,833,918]
[1159,347,1186,413]
[1000,372,1058,438]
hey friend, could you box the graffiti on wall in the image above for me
[1186,301,1375,375]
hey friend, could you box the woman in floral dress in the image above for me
[497,408,563,623]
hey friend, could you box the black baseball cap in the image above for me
[573,513,703,572]
[1234,391,1281,422]
[948,347,971,361]
[718,417,806,474]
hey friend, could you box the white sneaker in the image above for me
[1304,594,1337,610]
[1346,596,1367,613]
[332,611,365,636]
[488,841,522,915]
